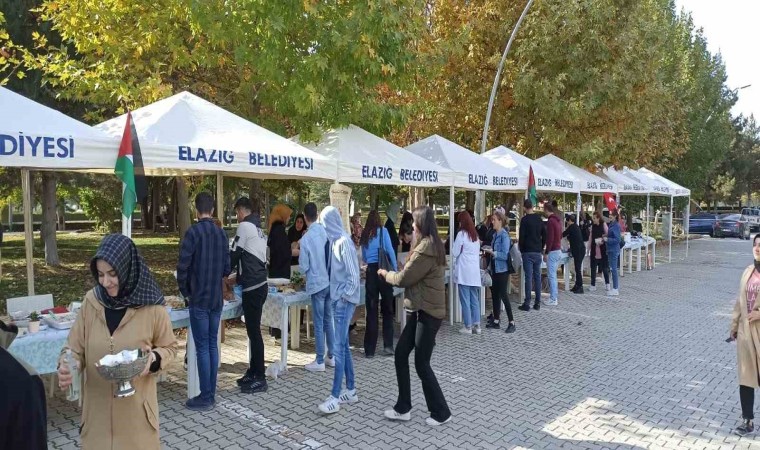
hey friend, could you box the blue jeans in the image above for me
[547,250,562,301]
[458,285,480,328]
[608,251,620,289]
[522,252,542,304]
[311,287,335,364]
[189,306,222,402]
[331,299,357,398]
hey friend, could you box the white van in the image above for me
[741,208,760,231]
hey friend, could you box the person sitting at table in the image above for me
[177,192,231,411]
[288,213,308,266]
[361,210,399,358]
[57,234,177,450]
[317,206,361,414]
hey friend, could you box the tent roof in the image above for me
[295,125,453,187]
[599,166,649,195]
[405,135,525,191]
[619,167,673,197]
[535,154,617,194]
[0,87,116,170]
[96,91,336,180]
[635,167,690,197]
[482,146,580,194]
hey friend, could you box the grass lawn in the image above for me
[1,232,182,313]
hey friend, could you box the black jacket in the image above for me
[562,223,585,256]
[0,322,47,450]
[231,213,268,292]
[519,213,546,254]
[268,221,292,279]
[385,218,400,253]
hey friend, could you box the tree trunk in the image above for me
[41,172,60,266]
[167,179,177,232]
[150,179,161,231]
[248,179,264,217]
[368,186,378,211]
[176,177,192,239]
[56,200,65,231]
[411,187,425,209]
[465,191,475,212]
[140,188,150,230]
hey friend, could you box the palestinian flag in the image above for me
[114,112,147,218]
[526,165,538,206]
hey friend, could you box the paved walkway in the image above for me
[46,236,759,449]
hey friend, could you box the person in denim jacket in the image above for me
[484,210,515,333]
[605,210,623,297]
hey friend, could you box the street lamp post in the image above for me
[475,0,536,223]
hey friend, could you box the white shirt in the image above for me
[452,230,481,287]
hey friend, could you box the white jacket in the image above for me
[452,230,481,287]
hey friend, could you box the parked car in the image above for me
[713,214,751,239]
[689,212,718,236]
[741,207,760,232]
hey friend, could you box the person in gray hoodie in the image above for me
[318,206,362,414]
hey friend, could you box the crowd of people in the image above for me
[42,192,634,448]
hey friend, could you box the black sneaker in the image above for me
[185,395,214,411]
[533,302,541,311]
[236,372,255,387]
[349,322,357,332]
[486,321,501,329]
[382,347,394,356]
[735,419,754,436]
[241,377,268,394]
[505,323,516,334]
[518,303,531,312]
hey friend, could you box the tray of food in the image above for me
[43,312,78,329]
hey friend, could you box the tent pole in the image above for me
[21,169,35,295]
[121,183,132,238]
[646,194,650,237]
[216,173,224,224]
[669,195,673,263]
[449,186,455,325]
[685,195,690,258]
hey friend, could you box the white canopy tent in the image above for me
[96,91,337,181]
[0,87,119,295]
[599,166,649,195]
[406,135,527,324]
[295,125,453,187]
[482,146,580,195]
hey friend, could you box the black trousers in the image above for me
[571,247,584,289]
[741,385,755,420]
[242,285,267,378]
[590,257,610,287]
[365,263,395,355]
[394,310,451,422]
[490,272,514,322]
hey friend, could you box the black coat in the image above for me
[268,221,292,279]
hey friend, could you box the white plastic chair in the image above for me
[6,294,54,316]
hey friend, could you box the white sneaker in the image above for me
[338,389,358,404]
[607,289,619,297]
[305,360,326,372]
[325,356,336,368]
[589,285,597,292]
[472,325,482,335]
[318,396,341,414]
[459,327,472,335]
[384,409,411,421]
[426,416,452,427]
[542,298,558,306]
[605,284,611,292]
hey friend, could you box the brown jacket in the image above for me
[384,237,446,320]
[730,266,760,388]
[61,290,177,450]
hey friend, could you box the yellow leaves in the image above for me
[381,63,396,76]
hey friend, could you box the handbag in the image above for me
[377,227,393,271]
[481,269,493,287]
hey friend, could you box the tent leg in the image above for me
[685,195,690,258]
[22,169,35,296]
[216,173,224,224]
[449,186,455,325]
[646,194,650,237]
[669,196,673,263]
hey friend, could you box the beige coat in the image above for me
[385,237,446,320]
[61,290,177,450]
[730,266,760,388]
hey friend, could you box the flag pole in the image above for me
[122,183,131,238]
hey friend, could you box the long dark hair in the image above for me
[413,206,446,266]
[360,210,382,247]
[458,210,478,242]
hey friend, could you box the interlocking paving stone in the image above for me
[41,236,760,449]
